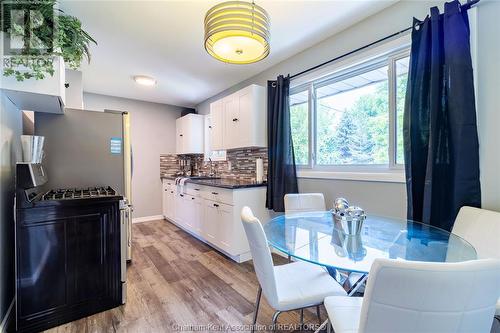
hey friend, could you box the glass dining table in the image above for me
[264,211,477,295]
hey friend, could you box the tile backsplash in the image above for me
[160,147,268,182]
[159,154,181,177]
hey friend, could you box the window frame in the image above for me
[392,51,411,167]
[289,46,410,178]
[290,84,314,168]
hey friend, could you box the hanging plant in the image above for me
[55,14,96,69]
[1,0,97,81]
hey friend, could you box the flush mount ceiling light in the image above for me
[204,1,270,64]
[133,75,156,86]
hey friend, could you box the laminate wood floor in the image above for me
[45,219,328,333]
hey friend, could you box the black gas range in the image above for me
[15,163,126,332]
[16,164,122,207]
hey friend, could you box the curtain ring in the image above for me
[271,82,277,87]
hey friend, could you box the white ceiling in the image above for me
[61,0,397,108]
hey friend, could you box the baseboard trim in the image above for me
[0,299,14,333]
[132,215,164,224]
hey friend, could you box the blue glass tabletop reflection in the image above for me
[263,211,477,274]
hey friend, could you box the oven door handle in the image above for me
[120,209,127,282]
[119,201,130,305]
[126,205,132,251]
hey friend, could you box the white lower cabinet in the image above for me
[184,194,202,235]
[161,179,270,262]
[174,193,185,226]
[162,180,175,220]
[201,200,220,246]
[167,189,175,220]
[203,200,233,254]
[217,203,234,253]
[162,185,169,218]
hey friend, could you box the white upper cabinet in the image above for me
[204,115,212,160]
[175,118,184,154]
[204,115,227,162]
[64,69,84,110]
[210,100,224,150]
[1,56,66,114]
[175,113,204,154]
[223,93,242,149]
[209,84,266,150]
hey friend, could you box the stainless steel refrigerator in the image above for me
[35,108,133,261]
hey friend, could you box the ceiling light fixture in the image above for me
[204,1,270,64]
[133,75,156,86]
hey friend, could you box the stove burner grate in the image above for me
[41,186,117,201]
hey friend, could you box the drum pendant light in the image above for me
[204,1,270,64]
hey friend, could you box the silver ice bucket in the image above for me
[20,135,44,163]
[332,198,366,236]
[333,214,365,235]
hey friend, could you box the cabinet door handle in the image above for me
[209,126,212,129]
[213,203,219,207]
[180,194,184,197]
[232,118,239,122]
[170,191,174,194]
[191,197,195,200]
[179,134,183,137]
[211,192,219,195]
[194,188,200,191]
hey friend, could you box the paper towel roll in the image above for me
[256,158,264,183]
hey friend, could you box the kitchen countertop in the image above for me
[161,176,266,189]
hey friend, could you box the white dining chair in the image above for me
[323,258,500,333]
[241,207,347,333]
[283,192,334,320]
[284,193,326,214]
[453,206,500,321]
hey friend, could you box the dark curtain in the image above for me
[404,0,481,231]
[266,75,298,212]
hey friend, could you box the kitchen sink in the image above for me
[187,176,221,180]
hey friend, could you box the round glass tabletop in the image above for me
[264,211,477,274]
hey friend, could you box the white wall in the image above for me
[0,92,22,327]
[475,0,500,212]
[196,0,500,217]
[83,93,190,219]
[196,0,444,218]
[197,1,443,116]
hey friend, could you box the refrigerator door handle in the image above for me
[130,146,133,178]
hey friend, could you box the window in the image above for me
[207,150,227,162]
[289,47,409,173]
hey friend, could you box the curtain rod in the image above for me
[289,0,480,80]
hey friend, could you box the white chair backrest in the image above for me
[359,258,500,333]
[453,206,500,259]
[240,207,279,308]
[284,193,326,214]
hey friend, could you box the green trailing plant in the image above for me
[1,0,97,81]
[56,14,96,69]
